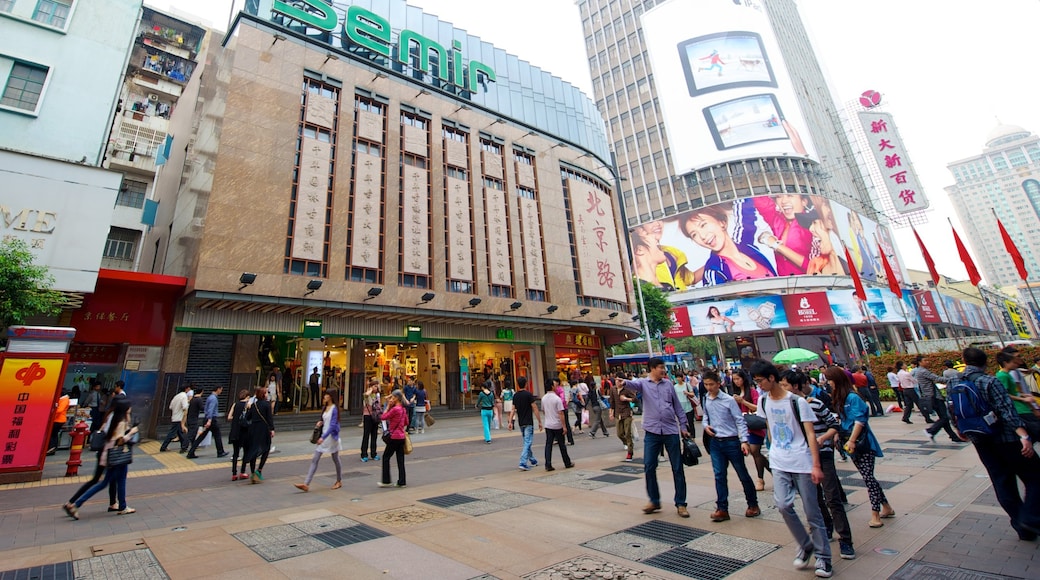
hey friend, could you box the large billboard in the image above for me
[641,0,818,174]
[630,194,904,291]
[857,111,929,213]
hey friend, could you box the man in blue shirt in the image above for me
[187,386,228,459]
[619,357,691,518]
[702,370,760,522]
[404,377,418,434]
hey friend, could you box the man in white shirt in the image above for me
[541,379,574,471]
[750,360,832,578]
[160,384,192,453]
[886,367,903,409]
[897,361,922,424]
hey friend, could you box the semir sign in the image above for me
[271,1,496,94]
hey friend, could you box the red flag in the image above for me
[878,242,902,297]
[996,217,1028,281]
[912,227,940,286]
[951,225,982,286]
[843,244,867,301]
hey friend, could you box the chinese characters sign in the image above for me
[857,111,929,213]
[519,197,546,291]
[0,357,64,472]
[553,332,602,351]
[350,151,383,269]
[446,177,474,281]
[484,186,512,286]
[569,179,626,303]
[401,168,430,275]
[291,137,331,261]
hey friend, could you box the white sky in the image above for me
[149,0,1040,284]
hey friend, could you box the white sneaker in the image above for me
[923,429,935,442]
[793,546,814,569]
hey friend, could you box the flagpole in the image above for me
[912,224,960,340]
[978,285,1006,347]
[634,278,655,356]
[874,232,920,347]
[992,208,1040,339]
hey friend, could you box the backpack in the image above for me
[588,385,601,408]
[369,397,382,421]
[948,372,997,436]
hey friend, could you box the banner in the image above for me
[663,306,693,339]
[685,296,787,335]
[782,292,835,328]
[0,356,66,473]
[827,288,905,325]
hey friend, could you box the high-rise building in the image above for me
[945,124,1040,292]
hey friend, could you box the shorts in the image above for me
[747,432,765,446]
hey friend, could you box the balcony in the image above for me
[106,117,166,175]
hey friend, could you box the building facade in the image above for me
[146,0,636,423]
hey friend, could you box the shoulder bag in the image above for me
[88,430,107,452]
[107,444,133,466]
[403,432,413,455]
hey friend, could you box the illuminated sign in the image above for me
[0,357,66,473]
[496,328,515,341]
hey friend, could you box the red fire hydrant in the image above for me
[65,420,89,477]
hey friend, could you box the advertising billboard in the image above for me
[857,111,929,213]
[827,288,906,325]
[684,296,788,335]
[641,0,817,174]
[630,194,904,291]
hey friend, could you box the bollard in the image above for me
[65,420,89,477]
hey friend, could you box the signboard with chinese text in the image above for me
[485,186,512,287]
[519,197,547,291]
[553,332,602,352]
[0,355,68,476]
[663,306,693,339]
[1004,300,1031,338]
[401,167,430,275]
[68,344,121,365]
[569,179,626,303]
[291,137,332,261]
[350,151,383,269]
[857,111,929,213]
[446,176,474,281]
[905,290,943,325]
[782,292,835,328]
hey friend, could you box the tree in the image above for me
[637,279,673,338]
[666,336,717,361]
[0,238,65,331]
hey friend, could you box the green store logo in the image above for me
[272,1,496,94]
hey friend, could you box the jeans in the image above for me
[480,409,494,442]
[414,410,426,432]
[817,450,852,543]
[407,406,416,431]
[643,431,686,507]
[925,397,959,440]
[588,406,608,436]
[361,415,378,459]
[544,427,572,468]
[381,438,406,485]
[76,463,128,510]
[774,469,831,561]
[68,450,116,506]
[562,409,575,444]
[617,416,634,455]
[160,422,187,452]
[189,420,225,455]
[518,424,535,467]
[972,435,1040,535]
[708,438,758,511]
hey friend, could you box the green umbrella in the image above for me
[772,348,822,365]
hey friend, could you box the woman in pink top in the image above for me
[378,390,409,488]
[754,194,813,276]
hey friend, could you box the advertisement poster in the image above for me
[0,356,65,472]
[827,288,906,325]
[782,292,835,328]
[905,290,943,325]
[663,306,693,339]
[630,194,903,291]
[685,296,787,335]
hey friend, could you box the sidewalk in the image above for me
[0,412,1037,579]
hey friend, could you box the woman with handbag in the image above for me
[732,370,769,491]
[294,391,343,491]
[825,367,895,528]
[378,390,409,488]
[243,386,275,484]
[227,389,251,481]
[64,404,119,513]
[64,398,138,519]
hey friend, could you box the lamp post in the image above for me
[610,152,654,356]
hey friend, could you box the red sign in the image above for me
[663,306,692,339]
[913,290,942,324]
[782,292,835,328]
[69,269,185,346]
[554,332,602,352]
[0,354,68,475]
[663,344,676,354]
[68,344,122,365]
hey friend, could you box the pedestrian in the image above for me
[509,376,542,471]
[610,376,637,461]
[586,376,609,438]
[413,381,428,434]
[187,387,228,459]
[557,377,575,445]
[266,369,281,414]
[478,380,496,444]
[159,384,191,453]
[887,366,904,408]
[920,360,964,444]
[731,369,768,491]
[824,367,895,529]
[701,370,760,523]
[404,376,418,433]
[361,380,381,462]
[243,386,275,483]
[897,361,925,424]
[65,402,119,513]
[378,390,409,488]
[82,380,103,431]
[184,387,203,454]
[63,398,139,519]
[863,366,884,416]
[784,370,855,560]
[227,389,250,481]
[996,351,1040,442]
[674,372,698,437]
[572,378,588,433]
[295,391,343,492]
[541,380,574,471]
[502,379,515,429]
[46,393,70,455]
[955,347,1040,540]
[308,367,321,412]
[749,360,832,578]
[617,357,691,518]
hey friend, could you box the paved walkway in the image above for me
[0,411,1037,579]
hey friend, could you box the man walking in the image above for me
[618,357,691,518]
[956,348,1040,541]
[308,367,321,412]
[508,376,542,471]
[160,384,192,452]
[750,360,832,577]
[701,370,760,522]
[404,377,418,434]
[887,366,903,408]
[183,386,203,454]
[541,381,574,471]
[610,377,636,461]
[187,387,228,459]
[898,361,925,424]
[917,358,961,443]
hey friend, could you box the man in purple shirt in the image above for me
[619,357,691,517]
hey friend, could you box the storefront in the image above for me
[554,332,604,382]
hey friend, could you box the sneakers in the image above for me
[373,455,380,461]
[815,559,833,578]
[377,482,394,488]
[395,483,407,488]
[624,453,634,462]
[217,452,229,458]
[923,429,935,442]
[518,465,530,471]
[793,546,814,569]
[839,541,856,560]
[361,456,369,462]
[589,433,596,438]
[530,459,538,466]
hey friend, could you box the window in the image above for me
[117,179,147,209]
[32,0,72,28]
[103,228,137,261]
[0,1,14,13]
[1,61,47,112]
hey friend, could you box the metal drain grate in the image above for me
[587,473,640,484]
[73,548,170,579]
[890,560,1013,580]
[642,547,746,580]
[0,562,73,580]
[625,521,707,545]
[603,464,644,474]
[312,524,390,548]
[419,493,478,508]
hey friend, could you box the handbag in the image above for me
[743,413,767,431]
[424,413,435,426]
[403,433,413,455]
[88,430,107,452]
[107,444,133,466]
[310,424,323,444]
[840,427,870,458]
[381,431,392,445]
[682,437,702,466]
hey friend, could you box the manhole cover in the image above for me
[419,493,478,508]
[0,563,73,580]
[603,464,644,474]
[522,555,667,580]
[626,520,708,545]
[890,560,1008,580]
[370,506,449,527]
[312,524,389,548]
[643,546,748,579]
[588,473,640,484]
[74,548,170,579]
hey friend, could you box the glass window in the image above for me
[1,61,47,112]
[103,228,137,261]
[1009,150,1028,167]
[32,0,72,28]
[0,0,14,13]
[116,179,147,209]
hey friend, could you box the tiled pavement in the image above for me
[1,411,1038,579]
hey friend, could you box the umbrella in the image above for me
[772,348,822,365]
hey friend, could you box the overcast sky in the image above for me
[149,0,1040,284]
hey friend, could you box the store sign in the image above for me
[908,290,942,325]
[857,111,929,214]
[68,344,121,364]
[554,332,601,351]
[0,357,65,472]
[496,328,514,341]
[406,325,422,342]
[302,319,323,339]
[270,2,496,94]
[663,307,692,339]
[782,292,834,328]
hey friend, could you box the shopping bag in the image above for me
[581,409,590,426]
[403,433,413,455]
[424,413,435,426]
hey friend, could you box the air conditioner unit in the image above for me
[148,93,159,101]
[113,139,132,151]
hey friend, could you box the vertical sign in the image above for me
[291,137,331,261]
[569,179,626,303]
[446,177,474,281]
[519,197,546,291]
[350,151,383,268]
[402,168,430,275]
[0,356,66,473]
[485,187,511,286]
[857,111,929,213]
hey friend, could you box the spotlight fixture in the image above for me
[238,272,257,291]
[602,312,619,321]
[365,287,383,301]
[415,88,430,98]
[451,104,470,114]
[487,119,504,127]
[519,130,536,139]
[322,52,339,65]
[550,142,569,150]
[418,292,436,305]
[270,33,286,47]
[304,279,323,296]
[508,301,523,311]
[464,297,482,309]
[371,71,387,82]
[577,308,590,317]
[546,305,559,314]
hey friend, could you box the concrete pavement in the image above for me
[0,409,1037,579]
